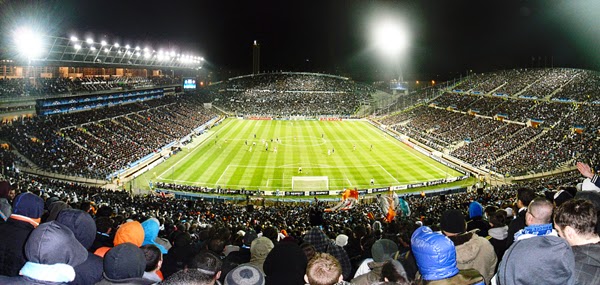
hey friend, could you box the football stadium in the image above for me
[0,1,599,284]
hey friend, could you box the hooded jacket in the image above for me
[246,236,274,273]
[0,221,88,285]
[140,218,168,254]
[56,209,104,285]
[467,202,490,237]
[496,235,575,285]
[411,226,484,285]
[448,232,497,284]
[487,226,508,267]
[95,221,145,258]
[572,242,600,285]
[0,192,44,277]
[303,226,352,280]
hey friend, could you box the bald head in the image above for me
[527,197,554,225]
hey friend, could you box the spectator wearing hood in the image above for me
[45,200,71,222]
[554,199,600,285]
[440,209,497,284]
[0,192,44,276]
[95,220,145,258]
[411,226,484,285]
[245,236,274,274]
[467,201,490,237]
[56,208,104,285]
[141,218,168,254]
[97,242,154,285]
[0,221,88,284]
[303,226,352,280]
[351,239,399,285]
[486,210,508,270]
[263,241,307,285]
[0,181,13,222]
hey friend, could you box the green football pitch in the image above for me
[140,118,463,192]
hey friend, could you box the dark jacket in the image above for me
[56,209,104,285]
[506,208,526,248]
[572,242,600,285]
[303,227,352,280]
[0,275,69,285]
[0,217,36,276]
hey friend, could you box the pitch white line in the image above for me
[378,165,401,184]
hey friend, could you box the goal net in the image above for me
[292,176,329,191]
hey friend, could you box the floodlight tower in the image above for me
[252,40,260,75]
[371,17,409,91]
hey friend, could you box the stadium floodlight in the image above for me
[101,40,107,46]
[70,36,78,42]
[372,18,409,57]
[90,46,96,51]
[114,43,120,47]
[13,27,45,59]
[104,48,109,53]
[200,57,205,61]
[135,52,140,57]
[135,46,140,51]
[170,51,176,57]
[74,44,82,50]
[86,38,93,44]
[143,47,149,52]
[125,44,130,49]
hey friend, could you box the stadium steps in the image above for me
[486,82,507,96]
[492,127,548,164]
[545,72,581,100]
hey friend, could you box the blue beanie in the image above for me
[468,201,484,219]
[411,226,459,281]
[13,192,44,219]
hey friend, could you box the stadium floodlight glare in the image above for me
[90,46,96,51]
[104,48,109,53]
[371,17,409,58]
[143,47,149,52]
[13,27,45,59]
[70,36,78,42]
[200,57,205,61]
[114,43,120,47]
[135,46,140,51]
[170,51,176,57]
[86,38,93,44]
[74,44,82,50]
[125,44,130,49]
[101,40,107,46]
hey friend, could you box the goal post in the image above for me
[291,176,329,191]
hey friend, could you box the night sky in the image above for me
[2,0,600,82]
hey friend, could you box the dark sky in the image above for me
[2,0,600,81]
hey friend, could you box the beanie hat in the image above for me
[440,209,466,234]
[553,190,573,207]
[104,242,146,280]
[335,234,349,247]
[371,239,398,262]
[13,192,44,219]
[468,201,484,219]
[411,226,459,281]
[225,264,265,285]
